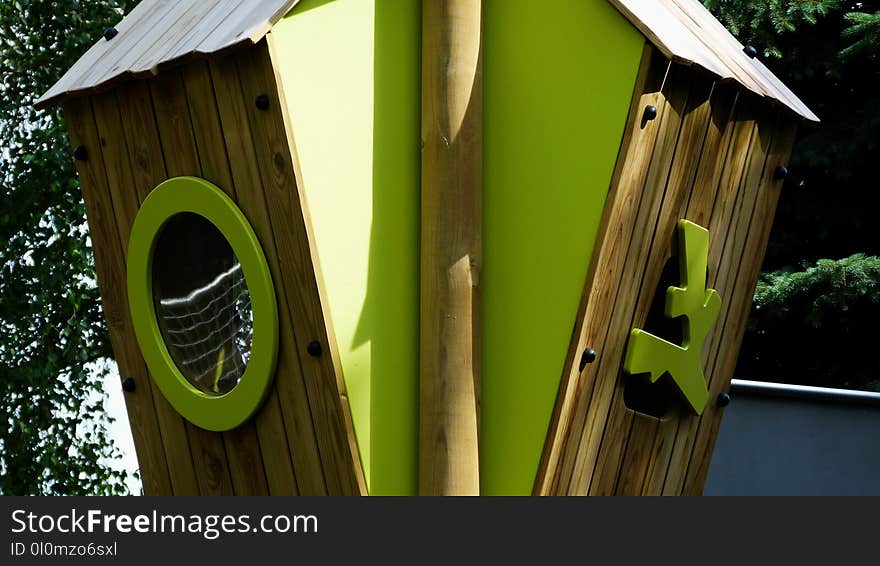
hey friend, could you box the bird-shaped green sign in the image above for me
[624,220,721,415]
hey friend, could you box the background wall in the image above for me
[705,380,880,495]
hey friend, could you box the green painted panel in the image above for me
[271,0,420,495]
[482,0,645,494]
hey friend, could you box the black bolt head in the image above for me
[104,27,119,41]
[716,392,731,408]
[255,94,270,111]
[743,45,758,59]
[642,105,658,124]
[579,348,597,372]
[307,340,323,357]
[121,377,136,393]
[73,145,88,161]
[774,164,789,181]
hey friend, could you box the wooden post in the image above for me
[420,0,483,495]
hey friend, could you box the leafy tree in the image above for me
[0,0,138,494]
[738,255,880,391]
[704,2,880,390]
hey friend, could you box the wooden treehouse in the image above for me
[39,0,816,495]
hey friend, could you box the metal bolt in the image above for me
[104,27,119,41]
[121,377,136,393]
[255,94,270,111]
[307,340,323,357]
[642,105,658,125]
[774,165,789,181]
[743,45,758,59]
[73,145,88,161]
[579,348,597,372]
[716,392,731,408]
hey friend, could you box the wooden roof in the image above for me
[610,0,818,121]
[37,0,816,121]
[35,0,300,109]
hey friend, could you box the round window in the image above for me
[127,177,278,431]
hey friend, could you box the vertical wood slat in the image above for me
[63,98,173,496]
[610,82,737,496]
[536,49,798,495]
[240,38,366,495]
[640,86,742,495]
[148,69,235,496]
[419,0,483,496]
[682,120,797,494]
[207,55,301,496]
[534,43,662,496]
[589,71,716,497]
[658,105,762,495]
[181,61,270,496]
[566,63,693,496]
[89,89,201,496]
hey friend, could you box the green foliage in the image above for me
[704,2,880,390]
[0,0,138,494]
[738,255,880,391]
[703,0,838,59]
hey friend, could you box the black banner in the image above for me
[0,497,875,563]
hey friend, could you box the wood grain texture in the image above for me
[607,0,817,121]
[89,89,202,496]
[36,0,302,109]
[419,0,483,496]
[536,52,798,495]
[535,45,666,495]
[246,38,366,495]
[63,98,173,496]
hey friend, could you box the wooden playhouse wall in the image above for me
[63,40,364,496]
[536,46,797,496]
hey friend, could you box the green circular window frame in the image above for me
[127,176,279,432]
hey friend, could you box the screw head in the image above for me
[743,45,758,59]
[579,348,597,372]
[73,145,88,161]
[642,105,658,124]
[307,340,323,357]
[716,392,731,408]
[121,377,136,393]
[104,27,119,41]
[774,164,789,181]
[255,94,270,111]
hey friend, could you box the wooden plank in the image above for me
[36,0,169,108]
[589,70,715,496]
[640,86,741,495]
[660,105,761,495]
[181,60,271,496]
[534,45,665,495]
[564,64,694,496]
[419,0,482,496]
[606,0,816,121]
[238,39,366,495]
[148,69,236,496]
[682,119,797,494]
[36,0,303,110]
[209,55,305,496]
[90,89,201,496]
[63,97,173,496]
[609,80,734,496]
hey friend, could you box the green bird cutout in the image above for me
[624,220,721,415]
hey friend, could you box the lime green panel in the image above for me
[127,177,279,432]
[482,0,645,494]
[369,0,421,496]
[271,0,420,494]
[624,220,721,415]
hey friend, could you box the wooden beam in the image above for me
[420,0,483,496]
